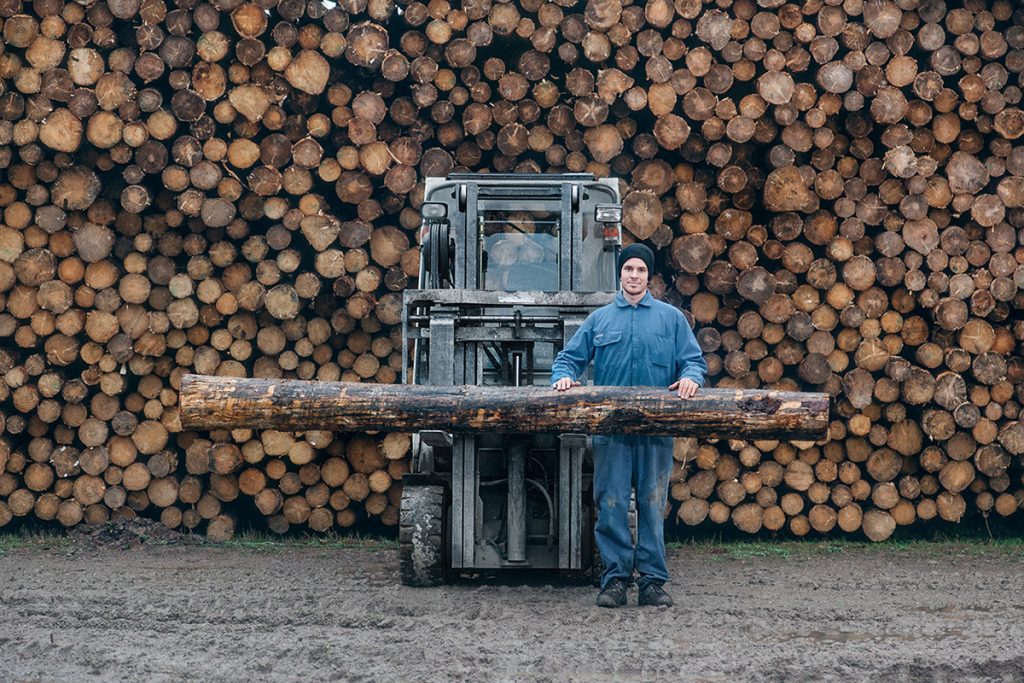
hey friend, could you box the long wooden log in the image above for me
[179,374,829,440]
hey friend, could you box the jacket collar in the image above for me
[615,290,653,307]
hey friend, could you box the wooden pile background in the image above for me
[1,0,1023,541]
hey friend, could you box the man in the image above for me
[551,243,707,608]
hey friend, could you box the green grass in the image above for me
[4,528,1024,559]
[665,535,1024,561]
[882,536,1024,557]
[220,531,398,552]
[667,538,845,560]
[0,530,74,556]
[0,528,396,556]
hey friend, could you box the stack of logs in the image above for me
[0,0,1023,542]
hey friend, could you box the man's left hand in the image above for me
[669,378,699,399]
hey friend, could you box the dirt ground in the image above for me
[2,527,1023,683]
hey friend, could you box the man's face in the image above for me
[620,257,649,296]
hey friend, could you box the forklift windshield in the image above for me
[479,200,560,291]
[418,174,620,292]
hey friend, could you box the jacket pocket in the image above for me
[592,329,623,372]
[593,330,622,347]
[649,333,673,367]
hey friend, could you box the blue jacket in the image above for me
[550,291,707,388]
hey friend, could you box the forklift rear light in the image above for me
[603,224,622,243]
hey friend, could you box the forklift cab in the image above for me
[399,173,623,586]
[417,173,621,293]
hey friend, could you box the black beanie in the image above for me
[617,243,655,274]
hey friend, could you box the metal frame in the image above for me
[404,173,621,573]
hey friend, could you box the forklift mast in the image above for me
[399,173,623,584]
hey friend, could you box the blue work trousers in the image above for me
[593,435,673,590]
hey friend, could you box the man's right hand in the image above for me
[553,377,580,391]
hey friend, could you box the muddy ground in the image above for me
[2,528,1023,682]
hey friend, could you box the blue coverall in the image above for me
[551,291,707,590]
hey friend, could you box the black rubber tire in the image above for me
[399,485,446,587]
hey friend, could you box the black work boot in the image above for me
[596,578,628,608]
[638,582,673,607]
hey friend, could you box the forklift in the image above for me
[399,173,625,586]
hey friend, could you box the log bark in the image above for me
[180,375,828,440]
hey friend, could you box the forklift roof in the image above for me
[443,173,596,183]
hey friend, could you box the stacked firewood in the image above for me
[0,0,1022,541]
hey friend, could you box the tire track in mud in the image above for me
[1,545,1023,682]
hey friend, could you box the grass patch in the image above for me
[879,536,1024,558]
[667,538,849,560]
[4,526,1024,559]
[666,534,1024,561]
[0,528,396,556]
[221,531,397,552]
[0,530,74,556]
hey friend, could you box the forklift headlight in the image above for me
[595,204,621,222]
[421,202,447,219]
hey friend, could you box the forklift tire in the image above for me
[399,485,446,587]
